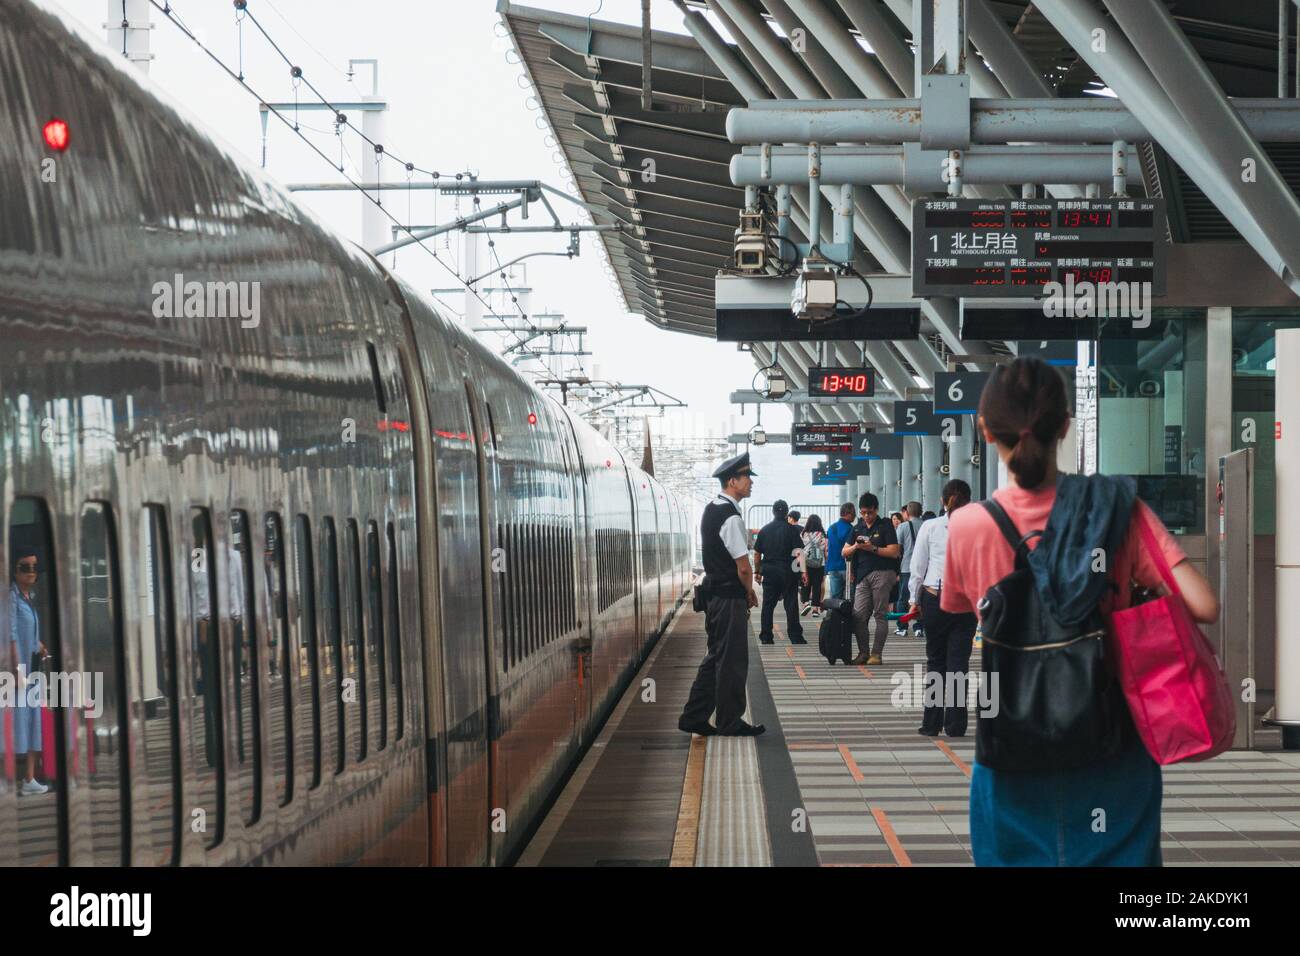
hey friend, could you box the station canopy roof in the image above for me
[498,0,1300,391]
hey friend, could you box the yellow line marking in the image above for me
[670,734,708,867]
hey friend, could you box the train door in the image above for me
[441,381,495,866]
[462,382,503,865]
[558,414,593,737]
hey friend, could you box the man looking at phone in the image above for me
[842,492,900,665]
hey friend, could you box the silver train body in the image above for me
[0,0,690,865]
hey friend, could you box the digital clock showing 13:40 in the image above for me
[808,367,875,397]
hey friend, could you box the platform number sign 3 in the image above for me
[934,372,990,415]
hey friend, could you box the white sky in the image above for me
[63,0,838,510]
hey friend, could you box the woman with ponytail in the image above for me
[940,357,1219,866]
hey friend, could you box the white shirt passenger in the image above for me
[908,513,949,605]
[715,492,749,560]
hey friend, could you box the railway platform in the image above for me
[520,600,1300,867]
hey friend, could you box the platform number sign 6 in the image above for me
[934,371,990,414]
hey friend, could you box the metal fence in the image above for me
[743,502,850,533]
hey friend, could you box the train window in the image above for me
[138,506,179,864]
[80,503,128,865]
[9,497,64,866]
[188,507,224,846]
[293,515,321,790]
[366,522,387,750]
[512,522,522,665]
[320,519,343,775]
[497,522,509,671]
[229,511,260,824]
[366,341,387,414]
[346,519,367,762]
[262,513,292,806]
[387,523,404,741]
[528,524,538,655]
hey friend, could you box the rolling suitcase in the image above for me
[818,596,854,665]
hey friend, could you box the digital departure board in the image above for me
[792,423,863,455]
[912,198,1165,298]
[807,367,875,397]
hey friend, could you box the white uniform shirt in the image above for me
[715,492,750,560]
[908,513,949,605]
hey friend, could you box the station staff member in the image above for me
[679,453,765,738]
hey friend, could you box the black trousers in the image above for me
[805,567,825,609]
[919,589,977,736]
[759,570,803,642]
[680,595,750,732]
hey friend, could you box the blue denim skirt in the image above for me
[970,741,1162,866]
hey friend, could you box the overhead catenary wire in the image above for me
[148,0,568,377]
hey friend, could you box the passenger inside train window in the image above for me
[10,545,48,796]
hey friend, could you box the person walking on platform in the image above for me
[800,514,827,618]
[825,502,854,600]
[754,500,805,645]
[843,492,899,666]
[895,502,923,635]
[941,357,1219,866]
[679,453,765,738]
[907,481,975,738]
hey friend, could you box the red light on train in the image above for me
[527,412,538,425]
[605,459,612,467]
[43,118,70,151]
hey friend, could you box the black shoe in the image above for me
[918,726,940,736]
[678,719,716,736]
[759,637,775,645]
[717,721,765,737]
[790,636,808,645]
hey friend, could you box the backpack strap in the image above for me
[980,499,1023,552]
[980,499,1042,565]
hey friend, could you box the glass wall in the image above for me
[1230,309,1300,535]
[1096,310,1206,534]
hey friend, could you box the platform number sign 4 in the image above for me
[934,372,990,415]
[850,433,904,461]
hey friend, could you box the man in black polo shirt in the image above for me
[754,499,805,645]
[842,492,900,665]
[679,452,765,738]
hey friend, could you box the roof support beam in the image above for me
[1037,0,1300,293]
[727,97,1300,145]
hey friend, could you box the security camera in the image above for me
[763,370,788,400]
[733,212,767,273]
[750,426,767,446]
[791,269,838,321]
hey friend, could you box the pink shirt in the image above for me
[940,483,1187,618]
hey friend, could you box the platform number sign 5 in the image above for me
[934,372,990,414]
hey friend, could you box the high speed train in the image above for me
[0,0,691,865]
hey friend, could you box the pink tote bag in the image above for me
[1108,512,1236,765]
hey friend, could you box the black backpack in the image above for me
[974,499,1134,771]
